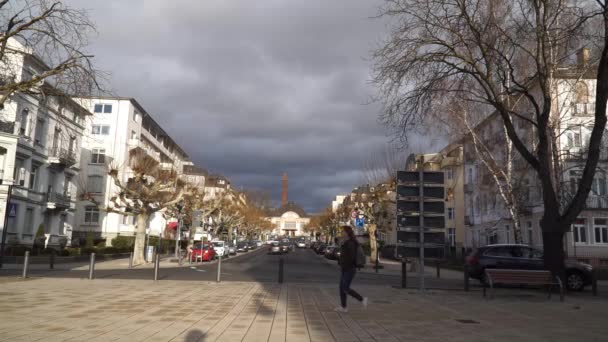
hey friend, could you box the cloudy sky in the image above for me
[68,0,427,213]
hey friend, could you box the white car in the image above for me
[211,241,226,257]
[296,241,306,248]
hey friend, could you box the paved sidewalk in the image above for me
[1,277,607,341]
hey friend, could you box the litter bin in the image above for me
[146,246,155,263]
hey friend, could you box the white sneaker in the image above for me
[334,306,348,313]
[362,297,368,309]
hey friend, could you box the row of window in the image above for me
[573,218,608,244]
[13,158,72,194]
[83,206,135,225]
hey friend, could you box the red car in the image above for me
[191,243,216,262]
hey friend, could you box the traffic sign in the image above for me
[8,202,16,217]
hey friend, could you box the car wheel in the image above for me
[566,271,584,291]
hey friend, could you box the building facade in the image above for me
[267,202,310,237]
[0,38,88,248]
[74,97,190,244]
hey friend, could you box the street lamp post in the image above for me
[0,183,14,269]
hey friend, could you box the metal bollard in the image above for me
[278,257,284,284]
[22,251,30,278]
[88,253,96,280]
[592,269,598,296]
[216,255,222,283]
[436,261,440,279]
[49,250,55,270]
[128,252,133,269]
[464,269,470,292]
[154,254,160,281]
[401,258,407,289]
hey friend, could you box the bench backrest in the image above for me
[485,269,553,285]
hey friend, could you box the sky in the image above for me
[68,0,425,213]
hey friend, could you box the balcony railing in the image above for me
[572,103,595,116]
[563,149,608,162]
[0,120,15,134]
[128,138,161,161]
[46,191,71,209]
[48,147,77,167]
[585,196,608,209]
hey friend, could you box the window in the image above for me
[592,177,607,196]
[505,225,510,244]
[573,219,587,243]
[84,206,100,224]
[131,130,137,140]
[34,118,44,146]
[24,208,34,234]
[467,168,473,184]
[447,228,456,247]
[527,221,534,245]
[19,108,29,135]
[594,218,608,244]
[488,233,498,245]
[575,81,589,103]
[91,149,105,164]
[92,125,110,135]
[94,104,112,113]
[87,175,104,193]
[29,164,38,190]
[122,215,133,225]
[133,110,140,122]
[13,158,25,186]
[485,246,512,257]
[447,207,454,220]
[446,168,453,180]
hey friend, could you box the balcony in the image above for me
[160,162,173,170]
[441,156,462,169]
[46,191,72,210]
[128,138,160,162]
[464,183,474,193]
[0,120,15,134]
[585,196,608,209]
[563,149,608,162]
[572,103,595,116]
[48,147,77,167]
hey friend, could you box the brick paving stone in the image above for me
[1,278,608,341]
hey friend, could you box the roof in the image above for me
[266,201,308,218]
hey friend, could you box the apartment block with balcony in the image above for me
[74,97,190,244]
[0,38,87,248]
[462,52,608,266]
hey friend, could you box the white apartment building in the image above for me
[0,39,87,248]
[464,52,608,266]
[331,195,345,213]
[74,97,190,244]
[204,174,231,200]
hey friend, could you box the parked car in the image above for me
[310,241,319,250]
[255,240,263,247]
[211,240,227,257]
[227,243,237,255]
[268,241,282,254]
[324,245,338,259]
[191,243,216,262]
[465,244,593,291]
[236,242,249,252]
[296,240,306,248]
[315,243,327,255]
[248,241,258,250]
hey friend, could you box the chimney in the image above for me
[577,48,590,68]
[282,173,288,206]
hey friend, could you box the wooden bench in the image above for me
[483,269,564,301]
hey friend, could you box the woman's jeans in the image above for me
[340,269,363,307]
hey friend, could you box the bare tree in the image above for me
[373,0,608,278]
[0,0,104,108]
[80,150,191,265]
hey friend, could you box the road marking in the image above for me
[190,267,207,272]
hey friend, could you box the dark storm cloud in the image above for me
[70,0,405,212]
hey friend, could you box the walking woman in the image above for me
[335,225,368,313]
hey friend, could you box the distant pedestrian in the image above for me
[335,225,368,313]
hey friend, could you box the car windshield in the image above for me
[271,242,280,246]
[193,244,210,250]
[212,242,224,247]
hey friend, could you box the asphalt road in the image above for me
[0,247,403,285]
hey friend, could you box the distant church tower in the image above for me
[282,173,288,206]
